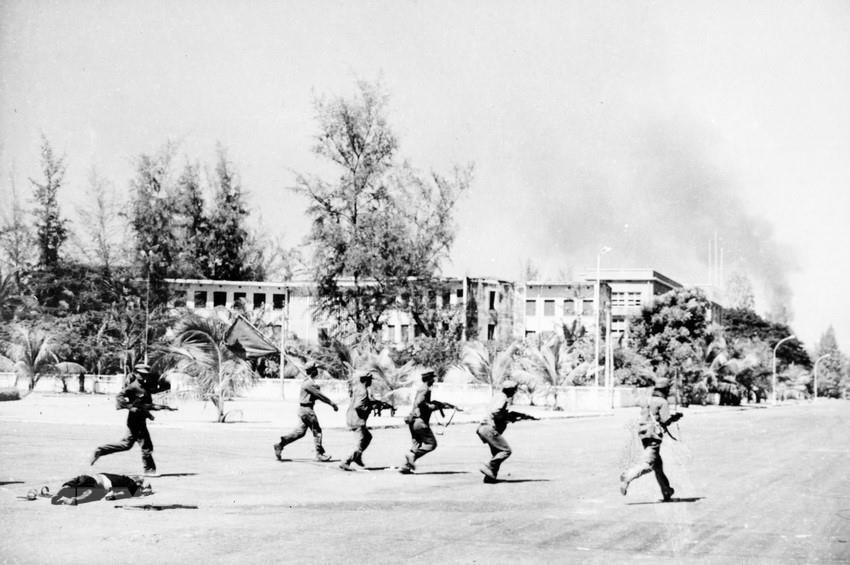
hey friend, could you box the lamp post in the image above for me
[593,246,612,388]
[772,335,796,405]
[813,353,831,402]
[143,251,154,364]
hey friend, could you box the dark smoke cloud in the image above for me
[524,120,796,320]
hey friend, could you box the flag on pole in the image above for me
[224,315,280,358]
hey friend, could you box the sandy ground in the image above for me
[1,394,849,564]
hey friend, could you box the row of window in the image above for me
[611,291,642,307]
[525,298,595,317]
[173,290,287,310]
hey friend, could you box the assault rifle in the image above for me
[660,411,683,441]
[507,410,539,423]
[371,399,396,417]
[433,400,463,418]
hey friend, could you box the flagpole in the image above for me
[279,287,290,400]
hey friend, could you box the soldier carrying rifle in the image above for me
[476,379,538,483]
[90,363,176,476]
[619,376,683,501]
[399,370,462,474]
[274,362,338,462]
[339,371,395,471]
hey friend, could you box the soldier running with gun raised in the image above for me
[477,379,538,483]
[399,370,462,474]
[274,362,339,462]
[339,370,395,471]
[90,363,176,476]
[619,376,683,501]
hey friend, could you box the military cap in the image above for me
[501,379,518,390]
[134,363,152,375]
[304,362,319,377]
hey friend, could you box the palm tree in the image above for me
[360,348,416,406]
[458,340,521,394]
[1,327,60,394]
[515,334,570,409]
[161,314,256,422]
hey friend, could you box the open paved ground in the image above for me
[1,395,849,564]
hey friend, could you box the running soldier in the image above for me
[339,371,394,471]
[476,379,538,483]
[399,370,460,474]
[619,377,683,501]
[91,364,172,476]
[274,362,339,462]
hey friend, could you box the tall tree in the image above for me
[629,287,714,402]
[29,136,68,269]
[813,326,847,398]
[74,166,127,273]
[0,170,35,287]
[171,161,209,278]
[129,144,178,304]
[293,81,470,333]
[206,148,261,280]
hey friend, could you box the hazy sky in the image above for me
[2,1,849,352]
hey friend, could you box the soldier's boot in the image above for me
[662,487,675,502]
[619,473,629,496]
[399,453,415,474]
[273,442,283,461]
[479,464,496,481]
[352,452,365,467]
[315,452,332,462]
[339,458,353,471]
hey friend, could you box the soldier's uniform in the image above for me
[400,371,444,474]
[620,377,681,501]
[91,364,157,475]
[340,372,375,471]
[274,364,338,462]
[476,380,519,483]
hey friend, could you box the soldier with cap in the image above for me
[619,376,683,501]
[340,370,394,471]
[90,363,167,476]
[476,379,538,483]
[274,362,338,462]
[399,370,460,474]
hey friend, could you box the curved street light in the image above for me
[772,335,796,405]
[813,353,831,402]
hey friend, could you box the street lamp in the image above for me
[813,354,831,402]
[772,335,796,405]
[593,246,612,388]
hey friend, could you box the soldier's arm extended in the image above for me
[507,410,539,422]
[303,383,339,411]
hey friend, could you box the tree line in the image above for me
[1,81,847,406]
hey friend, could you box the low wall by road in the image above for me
[0,372,650,411]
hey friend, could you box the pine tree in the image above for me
[29,136,68,269]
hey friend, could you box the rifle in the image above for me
[434,400,464,419]
[660,412,683,441]
[371,399,396,417]
[508,410,539,423]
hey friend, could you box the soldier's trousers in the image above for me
[346,425,372,463]
[476,423,511,476]
[279,407,325,454]
[408,419,437,461]
[622,438,671,495]
[94,419,156,473]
